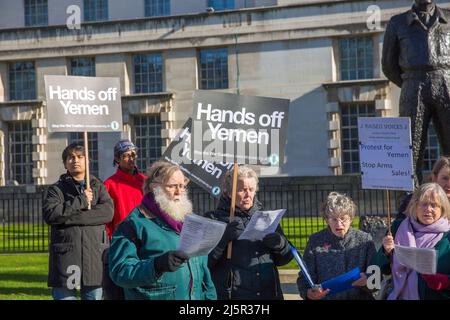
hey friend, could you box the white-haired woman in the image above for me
[205,165,293,300]
[297,192,376,300]
[374,183,450,300]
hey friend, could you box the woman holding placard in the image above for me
[374,183,450,300]
[296,192,376,300]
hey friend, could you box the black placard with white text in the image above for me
[190,91,290,166]
[163,118,233,198]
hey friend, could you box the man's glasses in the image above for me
[163,183,187,191]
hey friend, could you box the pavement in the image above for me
[279,269,302,300]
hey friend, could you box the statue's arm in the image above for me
[382,20,403,87]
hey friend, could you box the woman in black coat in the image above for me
[205,166,292,300]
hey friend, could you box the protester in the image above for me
[205,165,293,300]
[43,143,114,300]
[104,139,146,239]
[102,139,147,299]
[396,156,450,227]
[108,160,216,300]
[297,192,376,300]
[373,183,450,300]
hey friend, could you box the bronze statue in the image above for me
[382,0,450,187]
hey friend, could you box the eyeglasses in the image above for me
[327,217,351,224]
[419,202,441,210]
[163,183,187,191]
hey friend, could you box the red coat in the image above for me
[104,168,147,239]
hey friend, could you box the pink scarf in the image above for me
[141,192,183,233]
[388,217,450,300]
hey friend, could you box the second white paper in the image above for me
[395,244,437,275]
[238,209,287,241]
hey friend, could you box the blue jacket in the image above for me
[109,206,217,300]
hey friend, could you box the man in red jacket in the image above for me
[104,139,147,239]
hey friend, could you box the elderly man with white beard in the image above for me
[108,160,217,300]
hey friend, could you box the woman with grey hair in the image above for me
[205,165,293,300]
[297,192,376,300]
[374,183,450,300]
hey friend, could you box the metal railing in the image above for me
[0,180,405,253]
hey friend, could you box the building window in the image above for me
[423,122,441,172]
[145,0,170,17]
[84,0,108,22]
[9,61,36,101]
[339,37,373,81]
[70,57,96,76]
[132,114,162,172]
[68,133,99,177]
[199,48,228,90]
[24,0,48,26]
[208,0,235,10]
[8,121,33,185]
[340,102,376,174]
[133,53,163,93]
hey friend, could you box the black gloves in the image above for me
[262,232,286,251]
[154,250,189,275]
[222,221,245,243]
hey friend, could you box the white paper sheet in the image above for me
[177,214,227,257]
[238,209,286,241]
[395,244,437,275]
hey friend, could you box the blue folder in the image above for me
[320,267,361,296]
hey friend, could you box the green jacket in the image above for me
[109,207,217,300]
[372,218,450,300]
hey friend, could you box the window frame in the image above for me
[338,36,374,81]
[132,52,164,94]
[131,114,162,172]
[9,61,36,101]
[24,0,48,26]
[84,0,109,22]
[8,121,34,185]
[339,102,376,174]
[198,47,229,90]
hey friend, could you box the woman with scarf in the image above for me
[373,183,450,300]
[108,160,217,300]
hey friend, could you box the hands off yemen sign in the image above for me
[191,91,290,166]
[163,118,233,197]
[44,75,122,132]
[358,117,414,191]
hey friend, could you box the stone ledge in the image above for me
[279,269,298,283]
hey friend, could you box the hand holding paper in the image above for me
[262,232,286,251]
[351,273,368,287]
[222,221,245,243]
[307,287,330,300]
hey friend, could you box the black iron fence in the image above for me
[0,176,406,253]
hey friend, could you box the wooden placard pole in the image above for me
[386,189,391,236]
[227,161,239,259]
[84,131,91,210]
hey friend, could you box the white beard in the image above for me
[153,186,193,222]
